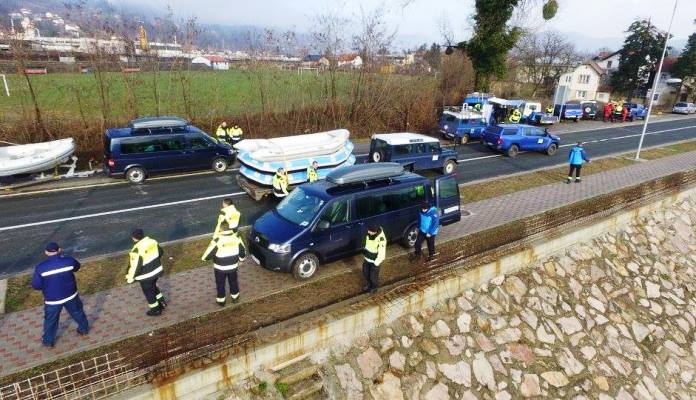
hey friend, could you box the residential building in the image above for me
[337,54,363,68]
[593,51,620,73]
[646,57,683,105]
[554,61,605,102]
[192,55,230,70]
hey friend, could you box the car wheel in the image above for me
[212,157,229,173]
[292,253,319,280]
[126,167,146,184]
[546,143,558,156]
[507,144,519,158]
[401,224,419,248]
[371,151,383,163]
[574,117,579,123]
[442,159,456,175]
[461,134,470,144]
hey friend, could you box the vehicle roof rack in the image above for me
[129,116,189,131]
[326,163,404,185]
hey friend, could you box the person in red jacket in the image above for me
[603,103,611,122]
[621,105,629,122]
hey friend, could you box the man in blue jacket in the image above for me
[567,142,591,184]
[412,201,440,261]
[31,242,89,348]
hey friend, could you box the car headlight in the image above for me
[444,124,449,130]
[268,243,291,254]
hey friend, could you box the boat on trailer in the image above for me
[0,138,76,177]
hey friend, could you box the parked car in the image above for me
[438,110,488,144]
[369,133,459,175]
[104,116,235,183]
[247,163,461,279]
[673,102,696,115]
[481,124,561,158]
[581,101,598,120]
[553,104,583,122]
[624,103,648,121]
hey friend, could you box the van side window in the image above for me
[320,200,349,226]
[356,186,425,219]
[426,143,439,153]
[356,194,384,219]
[187,135,211,150]
[120,137,183,154]
[394,145,411,156]
[438,178,458,199]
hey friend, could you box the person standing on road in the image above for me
[412,201,440,262]
[202,221,246,306]
[603,103,612,122]
[362,225,386,294]
[567,142,591,184]
[127,229,166,316]
[32,242,90,348]
[230,124,244,147]
[272,167,289,200]
[216,121,232,144]
[306,160,319,183]
[214,198,240,239]
[621,105,629,123]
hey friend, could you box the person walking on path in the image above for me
[412,201,440,262]
[214,198,240,239]
[32,242,89,348]
[362,225,386,294]
[202,221,246,306]
[567,142,591,184]
[127,229,167,316]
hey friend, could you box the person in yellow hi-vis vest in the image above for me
[306,160,319,183]
[272,167,289,200]
[230,125,244,146]
[216,121,232,144]
[362,224,386,295]
[509,108,521,123]
[202,221,246,306]
[214,198,240,239]
[127,229,166,316]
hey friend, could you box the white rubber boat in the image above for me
[234,129,350,162]
[0,138,76,177]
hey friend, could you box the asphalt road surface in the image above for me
[1,117,695,277]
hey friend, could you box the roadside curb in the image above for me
[0,279,7,315]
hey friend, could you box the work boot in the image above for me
[216,300,226,307]
[146,307,162,317]
[362,285,371,293]
[77,328,89,336]
[231,294,240,304]
[575,178,582,183]
[158,298,167,309]
[369,288,378,295]
[427,255,435,262]
[566,177,572,184]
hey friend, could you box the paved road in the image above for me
[1,118,695,277]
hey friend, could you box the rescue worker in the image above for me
[613,102,622,122]
[412,201,440,261]
[545,105,554,115]
[216,121,232,144]
[214,198,241,239]
[306,160,319,183]
[230,125,244,146]
[473,103,482,112]
[127,229,166,316]
[32,242,89,348]
[603,103,612,123]
[272,167,289,200]
[567,142,591,184]
[509,107,521,124]
[621,104,629,123]
[202,221,246,306]
[362,224,386,294]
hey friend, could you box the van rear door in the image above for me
[434,175,461,226]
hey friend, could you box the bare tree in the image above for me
[311,10,349,104]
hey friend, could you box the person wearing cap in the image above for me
[216,121,232,144]
[567,142,590,184]
[412,201,440,262]
[127,229,166,316]
[202,221,246,306]
[214,198,241,239]
[31,242,89,348]
[362,225,386,294]
[272,167,289,200]
[230,124,244,146]
[306,160,319,183]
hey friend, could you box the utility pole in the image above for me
[635,0,678,160]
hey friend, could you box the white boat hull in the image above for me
[0,138,76,177]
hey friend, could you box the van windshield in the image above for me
[276,188,325,227]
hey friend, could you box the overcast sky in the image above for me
[117,0,695,52]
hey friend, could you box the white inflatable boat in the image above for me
[0,138,76,177]
[234,129,350,162]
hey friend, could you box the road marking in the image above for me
[0,191,246,232]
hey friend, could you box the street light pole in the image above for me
[635,0,678,160]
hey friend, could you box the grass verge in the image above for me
[6,140,696,313]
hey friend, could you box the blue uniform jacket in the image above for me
[32,254,81,304]
[568,146,589,166]
[419,207,440,236]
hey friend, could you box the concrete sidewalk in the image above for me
[2,149,696,378]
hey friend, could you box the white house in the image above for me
[554,62,604,102]
[646,57,682,105]
[593,51,620,73]
[192,55,230,70]
[337,54,363,68]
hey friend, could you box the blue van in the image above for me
[104,117,235,183]
[553,104,583,122]
[438,111,488,144]
[248,163,461,279]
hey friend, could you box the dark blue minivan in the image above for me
[104,117,235,183]
[248,163,461,280]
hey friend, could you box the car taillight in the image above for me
[107,159,115,168]
[497,137,503,145]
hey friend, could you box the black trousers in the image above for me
[568,164,582,179]
[214,268,239,302]
[362,260,379,290]
[414,231,436,257]
[139,277,163,309]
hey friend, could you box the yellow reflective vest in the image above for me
[273,172,289,197]
[214,204,241,238]
[216,125,231,142]
[202,232,246,271]
[230,126,243,140]
[307,166,318,182]
[509,109,521,123]
[127,237,163,283]
[364,229,387,266]
[546,107,553,115]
